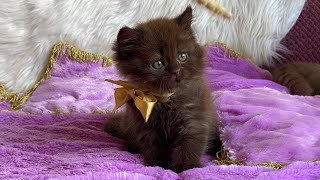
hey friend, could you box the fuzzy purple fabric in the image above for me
[207,44,320,165]
[0,43,320,179]
[20,48,119,114]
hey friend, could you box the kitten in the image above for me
[272,62,320,96]
[104,6,221,173]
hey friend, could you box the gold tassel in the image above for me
[196,0,232,19]
[213,146,245,166]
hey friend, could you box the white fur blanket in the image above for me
[0,0,305,93]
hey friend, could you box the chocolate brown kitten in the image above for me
[272,62,320,96]
[104,7,221,173]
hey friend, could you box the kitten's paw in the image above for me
[291,84,314,96]
[144,159,158,167]
[170,162,202,173]
[123,142,142,154]
[104,122,119,137]
[206,138,223,157]
[144,158,170,169]
[103,115,125,138]
[144,152,171,169]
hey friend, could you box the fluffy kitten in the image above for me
[104,7,221,173]
[272,62,320,96]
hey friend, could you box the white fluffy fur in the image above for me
[0,0,305,93]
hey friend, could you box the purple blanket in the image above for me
[207,45,320,165]
[0,42,319,179]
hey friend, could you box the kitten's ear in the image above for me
[175,6,193,29]
[115,26,142,59]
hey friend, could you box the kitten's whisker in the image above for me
[190,66,201,73]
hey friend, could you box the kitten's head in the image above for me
[112,6,204,94]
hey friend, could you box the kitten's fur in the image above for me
[272,62,320,96]
[104,7,221,172]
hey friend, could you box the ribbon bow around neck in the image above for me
[105,79,174,122]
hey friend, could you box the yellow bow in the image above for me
[105,79,174,122]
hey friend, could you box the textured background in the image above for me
[281,0,320,64]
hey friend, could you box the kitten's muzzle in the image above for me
[172,69,181,82]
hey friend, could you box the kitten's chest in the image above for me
[154,91,198,115]
[148,92,199,129]
[151,83,203,120]
[148,101,186,142]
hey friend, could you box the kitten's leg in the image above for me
[104,113,143,154]
[139,132,171,168]
[272,67,314,96]
[171,125,209,173]
[104,113,126,139]
[206,137,223,157]
[123,139,142,154]
[143,145,171,168]
[206,120,222,157]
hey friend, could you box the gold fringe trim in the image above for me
[67,45,112,66]
[214,146,320,170]
[214,147,245,166]
[214,41,252,61]
[212,42,273,77]
[0,41,112,111]
[0,84,20,105]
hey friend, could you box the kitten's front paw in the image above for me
[144,158,170,169]
[144,151,171,169]
[104,122,120,137]
[104,115,124,138]
[123,142,142,154]
[171,162,202,173]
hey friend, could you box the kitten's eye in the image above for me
[178,52,188,62]
[152,60,164,69]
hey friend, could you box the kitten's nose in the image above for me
[172,69,181,82]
